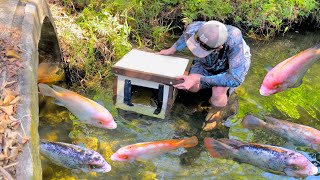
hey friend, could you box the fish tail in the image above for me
[242,114,265,130]
[180,136,198,148]
[204,138,236,158]
[38,83,57,98]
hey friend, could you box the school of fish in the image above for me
[260,43,320,96]
[38,44,320,178]
[204,138,318,178]
[242,115,320,151]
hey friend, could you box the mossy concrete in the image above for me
[0,0,62,179]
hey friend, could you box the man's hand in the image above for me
[155,46,176,55]
[173,75,201,90]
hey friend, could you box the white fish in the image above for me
[38,83,116,129]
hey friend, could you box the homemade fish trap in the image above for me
[112,49,192,119]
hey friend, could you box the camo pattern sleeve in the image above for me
[172,21,205,51]
[200,26,251,88]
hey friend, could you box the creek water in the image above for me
[39,31,320,180]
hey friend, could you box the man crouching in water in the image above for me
[157,20,251,131]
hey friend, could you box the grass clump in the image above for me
[49,3,132,90]
[49,0,319,89]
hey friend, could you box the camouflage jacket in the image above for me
[173,21,251,89]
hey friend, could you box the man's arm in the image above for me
[200,27,251,88]
[172,34,187,51]
[157,21,205,54]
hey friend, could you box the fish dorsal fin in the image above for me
[58,142,84,152]
[264,65,273,72]
[52,85,75,94]
[77,142,87,149]
[40,140,84,152]
[95,100,105,107]
[219,139,244,149]
[283,141,296,150]
[264,116,280,125]
[40,139,48,144]
[54,99,65,107]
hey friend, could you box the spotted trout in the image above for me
[40,140,111,173]
[260,43,320,96]
[242,115,320,151]
[38,83,116,129]
[204,138,318,178]
[111,136,198,162]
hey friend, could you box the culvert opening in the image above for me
[38,17,66,84]
[37,17,74,178]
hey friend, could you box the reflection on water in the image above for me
[39,31,320,179]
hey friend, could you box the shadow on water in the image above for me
[39,31,320,180]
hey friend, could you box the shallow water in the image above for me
[39,31,320,180]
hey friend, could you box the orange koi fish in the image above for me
[38,62,65,83]
[111,136,198,162]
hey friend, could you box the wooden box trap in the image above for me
[112,49,191,119]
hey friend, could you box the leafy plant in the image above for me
[49,0,320,89]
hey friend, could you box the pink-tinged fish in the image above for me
[260,44,320,96]
[38,83,116,129]
[242,115,320,151]
[204,138,318,178]
[111,136,198,162]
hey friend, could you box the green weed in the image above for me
[49,0,319,89]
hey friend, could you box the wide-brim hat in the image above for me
[186,21,228,58]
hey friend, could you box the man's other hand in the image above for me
[155,46,176,55]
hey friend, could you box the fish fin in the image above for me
[38,83,57,98]
[52,85,74,94]
[179,136,198,148]
[291,78,303,88]
[263,116,281,125]
[264,65,273,72]
[71,169,83,174]
[204,137,236,158]
[136,154,157,161]
[59,142,84,152]
[95,100,105,107]
[39,139,48,144]
[264,169,286,176]
[54,100,65,107]
[283,141,296,150]
[283,167,300,178]
[77,142,87,148]
[219,139,245,148]
[242,115,265,130]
